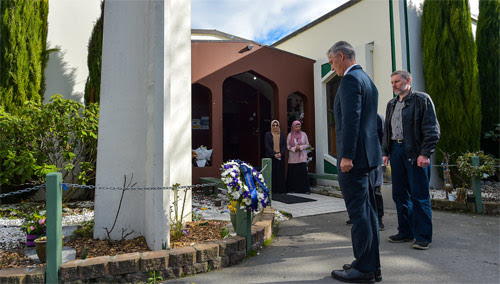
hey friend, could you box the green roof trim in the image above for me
[321,63,331,78]
[324,159,338,174]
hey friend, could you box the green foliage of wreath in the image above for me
[456,151,495,179]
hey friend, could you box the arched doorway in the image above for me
[223,72,273,167]
[286,92,307,133]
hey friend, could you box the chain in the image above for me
[0,182,222,198]
[0,184,46,198]
[63,182,221,191]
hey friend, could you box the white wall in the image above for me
[95,0,192,250]
[275,0,404,176]
[44,0,101,103]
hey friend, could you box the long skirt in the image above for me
[286,162,310,193]
[271,157,287,194]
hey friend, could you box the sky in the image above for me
[191,0,480,46]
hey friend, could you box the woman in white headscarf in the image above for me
[264,120,287,194]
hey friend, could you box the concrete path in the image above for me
[271,193,346,217]
[165,209,500,283]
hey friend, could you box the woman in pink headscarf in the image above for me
[286,120,311,193]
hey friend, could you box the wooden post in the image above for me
[471,156,483,214]
[236,204,252,254]
[262,158,272,204]
[46,172,62,284]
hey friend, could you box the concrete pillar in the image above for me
[94,0,191,250]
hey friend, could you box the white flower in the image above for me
[231,191,240,200]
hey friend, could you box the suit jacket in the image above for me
[334,65,382,170]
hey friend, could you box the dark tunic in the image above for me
[264,131,287,194]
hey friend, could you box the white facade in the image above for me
[274,0,408,179]
[44,0,101,103]
[94,0,192,250]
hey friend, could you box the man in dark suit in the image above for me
[328,41,382,283]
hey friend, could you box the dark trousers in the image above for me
[339,168,380,273]
[390,142,433,243]
[374,186,384,219]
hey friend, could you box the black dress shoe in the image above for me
[343,264,382,282]
[331,267,375,283]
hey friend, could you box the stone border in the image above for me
[0,208,275,283]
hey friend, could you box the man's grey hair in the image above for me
[326,41,356,60]
[391,70,412,81]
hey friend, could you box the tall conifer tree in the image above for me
[84,1,104,105]
[476,0,500,158]
[0,0,49,112]
[422,0,480,162]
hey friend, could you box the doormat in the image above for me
[272,194,316,204]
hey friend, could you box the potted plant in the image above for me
[22,211,46,247]
[456,151,495,202]
[34,236,47,263]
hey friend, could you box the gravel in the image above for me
[1,193,288,252]
[0,201,94,251]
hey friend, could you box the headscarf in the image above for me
[290,120,303,147]
[270,120,281,153]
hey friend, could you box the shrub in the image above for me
[0,95,99,198]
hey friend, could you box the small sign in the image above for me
[192,119,200,129]
[200,116,209,130]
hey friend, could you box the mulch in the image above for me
[0,220,229,269]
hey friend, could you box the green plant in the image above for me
[147,271,163,284]
[0,0,49,113]
[72,220,94,238]
[484,124,500,142]
[22,211,46,235]
[247,249,258,257]
[0,95,99,193]
[422,0,481,164]
[192,211,203,221]
[84,1,104,105]
[457,151,495,181]
[169,183,189,241]
[477,0,500,158]
[219,227,229,239]
[263,236,273,247]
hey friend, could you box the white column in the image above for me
[95,0,191,250]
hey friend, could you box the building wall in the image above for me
[274,0,407,177]
[44,0,101,103]
[191,42,315,183]
[274,0,405,113]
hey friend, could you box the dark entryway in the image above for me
[223,72,273,167]
[326,75,341,158]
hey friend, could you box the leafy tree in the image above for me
[422,0,481,163]
[0,95,99,193]
[0,0,49,113]
[476,0,500,158]
[84,1,104,105]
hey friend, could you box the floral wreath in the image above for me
[220,160,270,212]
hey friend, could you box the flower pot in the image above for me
[26,234,39,247]
[34,239,47,263]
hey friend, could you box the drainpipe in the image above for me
[389,0,396,72]
[403,0,411,72]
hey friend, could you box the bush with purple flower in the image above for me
[22,211,46,235]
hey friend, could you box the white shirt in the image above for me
[344,64,359,76]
